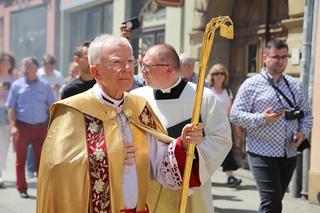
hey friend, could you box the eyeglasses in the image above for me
[267,55,288,61]
[1,58,10,62]
[97,59,138,70]
[211,72,225,76]
[139,61,169,71]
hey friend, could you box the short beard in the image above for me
[269,66,284,76]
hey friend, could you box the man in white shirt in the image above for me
[37,54,64,100]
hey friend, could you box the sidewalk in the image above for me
[211,168,320,213]
[1,144,320,213]
[0,145,36,213]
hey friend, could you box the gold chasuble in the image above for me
[36,90,174,213]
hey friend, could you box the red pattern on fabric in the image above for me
[84,114,111,213]
[174,137,201,187]
[138,106,157,129]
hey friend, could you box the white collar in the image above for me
[160,76,182,93]
[93,84,124,112]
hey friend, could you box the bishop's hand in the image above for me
[123,143,137,165]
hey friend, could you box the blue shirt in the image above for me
[230,68,313,158]
[5,77,55,124]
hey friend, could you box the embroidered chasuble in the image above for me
[131,79,232,213]
[36,88,200,213]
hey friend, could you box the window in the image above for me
[140,29,165,57]
[10,6,47,66]
[69,2,113,62]
[139,4,166,58]
[247,44,257,73]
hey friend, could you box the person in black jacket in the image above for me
[60,41,96,99]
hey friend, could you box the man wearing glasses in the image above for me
[37,35,204,213]
[131,43,232,212]
[230,39,313,212]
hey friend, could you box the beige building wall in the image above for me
[165,6,184,52]
[46,0,58,55]
[309,1,320,205]
[285,0,304,76]
[165,1,196,54]
[113,0,130,36]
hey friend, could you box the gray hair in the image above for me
[22,57,39,68]
[179,53,195,66]
[88,34,132,66]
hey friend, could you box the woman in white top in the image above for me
[0,52,17,188]
[207,63,242,187]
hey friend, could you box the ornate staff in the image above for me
[179,16,234,213]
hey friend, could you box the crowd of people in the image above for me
[0,25,313,213]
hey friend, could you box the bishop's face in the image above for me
[91,43,134,99]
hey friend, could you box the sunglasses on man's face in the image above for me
[211,72,225,76]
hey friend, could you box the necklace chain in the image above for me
[117,112,127,142]
[118,111,131,174]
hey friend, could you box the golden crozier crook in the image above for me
[178,16,234,213]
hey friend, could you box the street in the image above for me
[0,144,320,213]
[212,167,320,212]
[0,145,36,213]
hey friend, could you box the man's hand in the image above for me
[120,25,132,39]
[10,125,19,138]
[292,132,304,149]
[123,143,137,165]
[51,83,61,91]
[181,123,204,149]
[264,107,284,124]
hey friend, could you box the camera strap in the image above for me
[282,77,297,105]
[261,73,296,108]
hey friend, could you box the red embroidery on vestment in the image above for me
[159,140,183,190]
[138,106,157,129]
[84,114,111,213]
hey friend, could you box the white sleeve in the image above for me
[197,91,233,183]
[147,134,183,191]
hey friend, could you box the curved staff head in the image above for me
[179,16,234,213]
